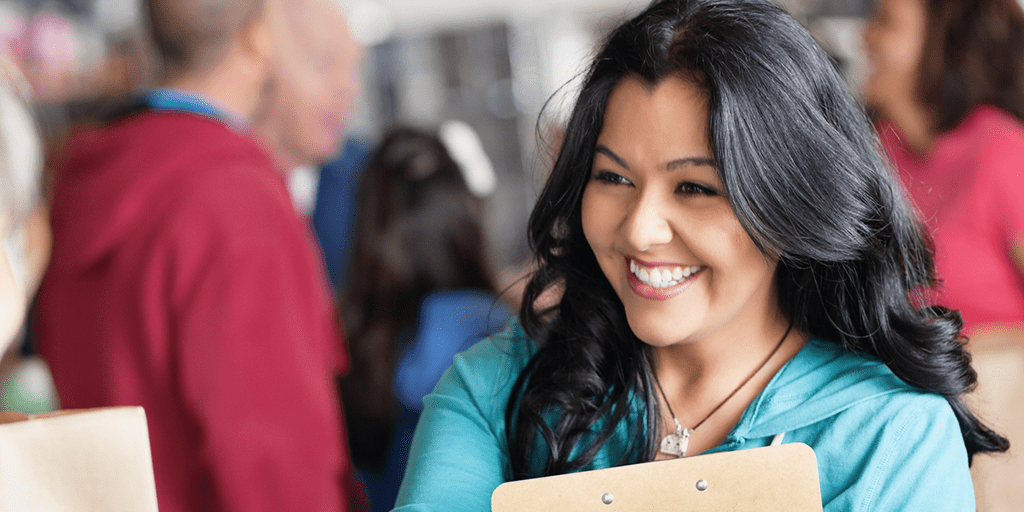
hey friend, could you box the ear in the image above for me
[240,0,278,69]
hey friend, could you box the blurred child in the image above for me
[339,125,510,512]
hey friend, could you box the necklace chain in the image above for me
[653,322,793,453]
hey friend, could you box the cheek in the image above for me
[294,106,329,144]
[697,217,769,281]
[876,13,926,77]
[725,219,764,264]
[884,40,923,77]
[580,187,603,251]
[0,256,27,351]
[580,187,623,279]
[725,226,775,296]
[24,206,50,295]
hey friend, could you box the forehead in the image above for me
[296,5,353,50]
[597,76,712,165]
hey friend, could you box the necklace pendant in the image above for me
[660,426,693,457]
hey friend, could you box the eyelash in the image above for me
[676,182,718,196]
[594,171,631,186]
[592,171,719,196]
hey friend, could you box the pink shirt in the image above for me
[879,105,1024,332]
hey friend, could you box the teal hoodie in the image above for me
[395,320,974,511]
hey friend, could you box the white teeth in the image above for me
[630,260,701,288]
[650,269,663,286]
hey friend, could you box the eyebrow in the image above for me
[595,144,716,171]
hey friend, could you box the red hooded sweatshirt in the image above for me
[34,107,358,512]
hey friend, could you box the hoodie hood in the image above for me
[46,110,275,273]
[725,337,916,442]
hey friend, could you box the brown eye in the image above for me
[594,171,632,186]
[676,182,718,196]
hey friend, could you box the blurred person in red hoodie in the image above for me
[32,0,361,511]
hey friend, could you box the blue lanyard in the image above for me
[144,89,247,130]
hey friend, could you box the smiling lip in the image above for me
[625,257,700,300]
[631,257,682,267]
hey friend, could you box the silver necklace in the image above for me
[653,323,792,457]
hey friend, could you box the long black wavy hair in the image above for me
[506,0,1009,479]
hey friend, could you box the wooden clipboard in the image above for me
[492,443,821,512]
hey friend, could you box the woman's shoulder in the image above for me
[740,337,948,437]
[956,105,1024,152]
[796,342,971,510]
[742,338,972,510]
[397,320,539,512]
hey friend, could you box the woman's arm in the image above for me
[395,326,531,512]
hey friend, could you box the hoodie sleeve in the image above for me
[825,393,975,512]
[165,161,349,512]
[394,323,532,512]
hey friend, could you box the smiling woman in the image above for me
[393,0,1007,510]
[579,77,788,458]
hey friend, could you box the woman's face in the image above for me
[862,0,928,117]
[580,76,779,348]
[0,72,48,355]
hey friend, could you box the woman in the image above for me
[862,0,1024,339]
[862,0,1024,507]
[1,56,52,414]
[395,0,1007,510]
[1,59,50,370]
[338,126,511,512]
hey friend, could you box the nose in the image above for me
[624,190,673,252]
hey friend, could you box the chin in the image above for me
[624,312,692,348]
[315,140,344,162]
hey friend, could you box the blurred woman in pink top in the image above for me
[863,0,1024,338]
[863,0,1024,508]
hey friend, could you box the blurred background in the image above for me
[4,1,1024,509]
[0,0,873,278]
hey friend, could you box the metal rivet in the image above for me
[696,480,709,491]
[601,492,614,504]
